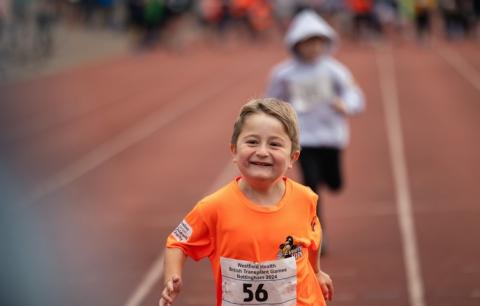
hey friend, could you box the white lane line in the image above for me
[207,161,239,193]
[376,44,426,306]
[123,162,237,306]
[124,252,165,306]
[24,77,238,205]
[435,45,480,92]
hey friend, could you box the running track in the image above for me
[0,37,479,306]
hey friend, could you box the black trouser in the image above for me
[299,147,343,218]
[299,146,343,254]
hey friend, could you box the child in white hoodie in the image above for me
[266,9,365,255]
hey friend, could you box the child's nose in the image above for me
[256,144,269,156]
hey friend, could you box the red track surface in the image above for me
[1,37,479,306]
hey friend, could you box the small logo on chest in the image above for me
[276,236,302,259]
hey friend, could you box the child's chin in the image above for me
[248,174,280,183]
[249,171,273,179]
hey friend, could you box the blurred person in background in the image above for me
[199,0,274,43]
[475,0,480,37]
[34,0,56,57]
[126,0,146,44]
[161,0,194,49]
[266,10,365,255]
[269,0,296,33]
[142,0,165,48]
[347,0,382,40]
[236,0,274,40]
[0,0,6,42]
[127,0,194,50]
[10,0,33,59]
[0,0,7,72]
[454,0,478,38]
[438,0,474,39]
[374,0,402,41]
[80,0,96,24]
[190,0,229,43]
[97,0,115,27]
[217,0,274,41]
[441,0,462,39]
[413,0,436,43]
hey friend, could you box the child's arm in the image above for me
[330,61,365,116]
[309,248,334,301]
[159,248,187,306]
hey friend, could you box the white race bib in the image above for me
[289,73,334,113]
[220,257,297,306]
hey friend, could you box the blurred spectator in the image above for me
[270,0,296,32]
[161,0,194,49]
[197,0,275,43]
[0,0,6,41]
[414,0,436,43]
[195,0,222,25]
[125,0,195,50]
[127,0,146,31]
[456,0,477,38]
[80,0,96,24]
[97,0,115,27]
[142,0,165,47]
[10,0,33,56]
[34,0,56,57]
[347,0,382,40]
[475,0,480,37]
[374,0,402,40]
[438,0,475,39]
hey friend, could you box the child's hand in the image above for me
[316,270,334,301]
[331,99,348,116]
[159,275,182,306]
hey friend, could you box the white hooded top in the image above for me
[266,10,364,149]
[284,10,337,50]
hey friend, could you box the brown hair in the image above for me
[231,98,300,153]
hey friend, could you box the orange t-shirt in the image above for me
[166,177,325,306]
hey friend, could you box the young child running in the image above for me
[266,10,365,254]
[159,98,333,306]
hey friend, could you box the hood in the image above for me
[285,10,337,51]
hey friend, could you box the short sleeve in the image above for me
[307,193,321,251]
[166,203,214,261]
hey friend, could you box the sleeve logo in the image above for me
[172,219,192,242]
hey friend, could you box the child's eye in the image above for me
[246,139,258,145]
[270,142,282,147]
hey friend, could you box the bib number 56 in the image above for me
[243,283,268,302]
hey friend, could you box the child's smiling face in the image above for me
[231,113,299,188]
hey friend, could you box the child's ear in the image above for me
[230,143,238,163]
[288,150,300,168]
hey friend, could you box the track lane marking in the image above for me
[124,252,165,306]
[435,44,480,92]
[24,72,246,205]
[376,44,426,306]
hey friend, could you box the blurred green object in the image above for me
[144,0,165,26]
[399,0,415,19]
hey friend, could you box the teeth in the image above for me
[252,162,271,166]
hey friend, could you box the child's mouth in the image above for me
[250,161,273,167]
